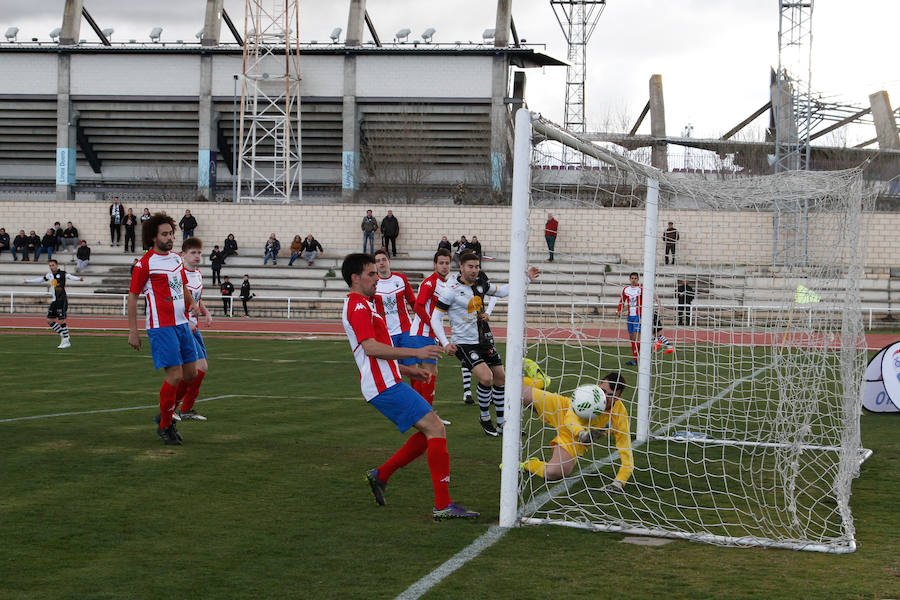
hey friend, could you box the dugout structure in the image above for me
[499,109,872,553]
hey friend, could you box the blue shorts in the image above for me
[147,323,200,370]
[193,329,207,360]
[627,315,641,334]
[369,382,433,433]
[397,334,437,366]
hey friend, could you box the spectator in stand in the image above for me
[179,209,198,240]
[34,229,56,261]
[437,236,452,252]
[75,240,91,273]
[361,209,378,254]
[381,210,400,257]
[0,227,9,259]
[263,233,281,265]
[299,234,323,266]
[52,221,64,252]
[209,244,224,285]
[12,229,28,261]
[545,213,559,262]
[239,274,254,317]
[110,197,125,246]
[468,236,482,258]
[61,221,79,252]
[676,279,696,326]
[140,208,152,250]
[451,235,468,265]
[663,221,679,265]
[123,208,138,253]
[26,230,40,262]
[220,275,235,316]
[222,233,238,262]
[288,235,304,266]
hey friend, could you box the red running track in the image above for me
[0,315,895,349]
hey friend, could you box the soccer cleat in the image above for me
[365,469,387,506]
[440,418,452,425]
[178,410,207,421]
[479,417,499,437]
[626,359,637,366]
[433,503,480,520]
[653,339,661,351]
[57,338,71,349]
[664,347,675,354]
[157,425,182,445]
[154,413,181,427]
[463,392,474,405]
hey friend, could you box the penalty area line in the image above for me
[0,393,292,423]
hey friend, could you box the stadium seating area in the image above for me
[1,245,897,324]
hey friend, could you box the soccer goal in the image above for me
[499,109,873,553]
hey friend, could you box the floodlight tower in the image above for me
[237,0,302,203]
[551,0,605,162]
[772,0,814,267]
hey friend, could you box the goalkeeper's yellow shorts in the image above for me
[528,386,588,460]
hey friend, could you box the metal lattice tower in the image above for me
[773,0,814,266]
[551,0,605,162]
[237,0,302,203]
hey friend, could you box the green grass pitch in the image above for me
[0,334,897,599]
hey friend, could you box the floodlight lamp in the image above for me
[149,27,163,43]
[421,27,435,42]
[5,27,19,42]
[50,27,61,41]
[395,28,410,42]
[330,27,341,42]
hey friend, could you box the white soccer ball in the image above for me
[570,384,607,420]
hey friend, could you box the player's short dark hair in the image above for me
[182,237,203,252]
[342,253,375,287]
[373,248,389,259]
[458,251,480,265]
[603,372,627,396]
[48,258,58,265]
[433,248,451,263]
[142,212,176,249]
[629,271,639,278]
[223,275,230,279]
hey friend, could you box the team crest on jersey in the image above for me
[470,352,478,360]
[475,285,484,295]
[383,295,397,310]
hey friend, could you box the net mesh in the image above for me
[515,116,871,552]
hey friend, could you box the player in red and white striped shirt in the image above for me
[176,237,213,421]
[406,248,452,407]
[127,214,207,446]
[341,253,478,520]
[372,249,416,340]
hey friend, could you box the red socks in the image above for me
[159,381,178,428]
[631,341,640,360]
[411,375,436,406]
[378,432,427,482]
[427,437,451,510]
[180,370,206,412]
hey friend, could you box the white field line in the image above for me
[395,365,768,600]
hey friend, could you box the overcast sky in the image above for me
[2,0,896,145]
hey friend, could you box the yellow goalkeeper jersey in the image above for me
[527,381,634,484]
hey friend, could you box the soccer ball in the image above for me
[523,358,550,389]
[570,385,607,420]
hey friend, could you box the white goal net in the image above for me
[499,110,872,553]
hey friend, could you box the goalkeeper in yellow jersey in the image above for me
[521,372,633,492]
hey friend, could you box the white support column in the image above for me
[636,178,659,443]
[499,108,533,529]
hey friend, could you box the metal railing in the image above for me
[1,290,896,330]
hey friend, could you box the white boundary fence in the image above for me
[0,290,896,330]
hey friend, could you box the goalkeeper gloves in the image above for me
[601,480,625,494]
[576,428,607,445]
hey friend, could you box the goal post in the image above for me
[499,108,871,552]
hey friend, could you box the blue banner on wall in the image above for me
[342,151,359,190]
[56,148,76,186]
[198,150,217,188]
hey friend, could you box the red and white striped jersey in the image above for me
[373,272,415,336]
[129,250,189,330]
[342,292,402,401]
[619,285,643,317]
[184,267,203,327]
[410,272,446,337]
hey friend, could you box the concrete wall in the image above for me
[0,200,892,268]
